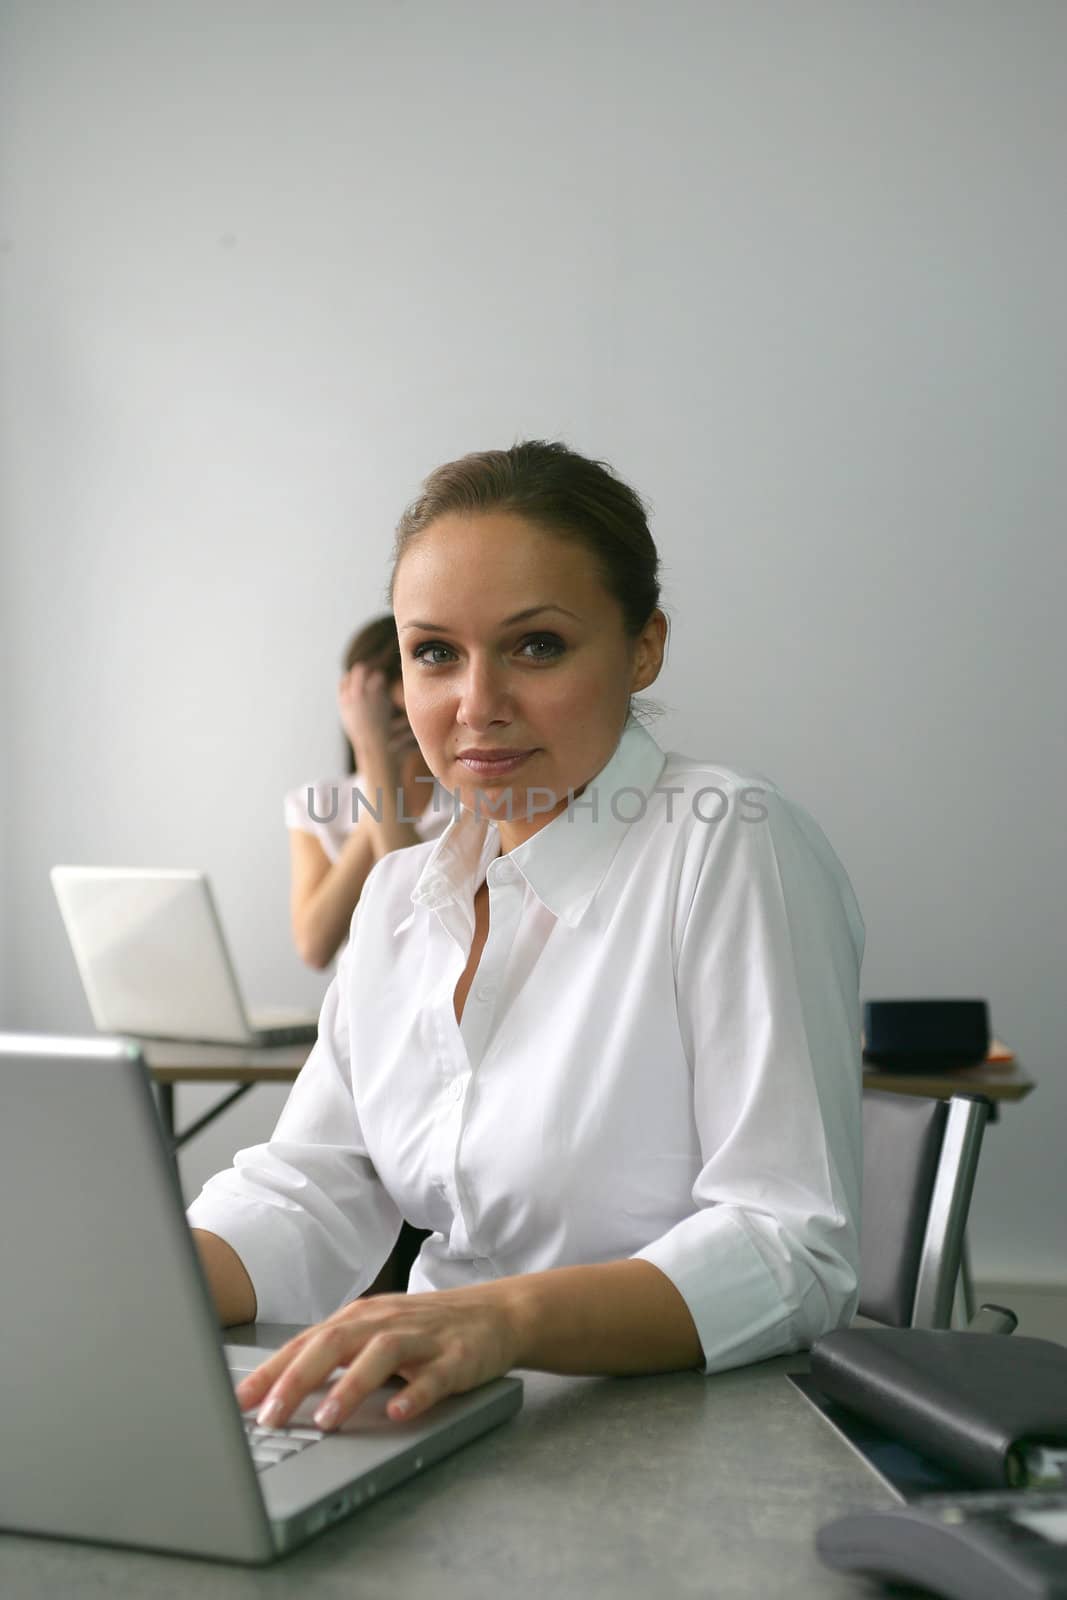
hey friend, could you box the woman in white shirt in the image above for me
[190,439,865,1434]
[286,615,450,969]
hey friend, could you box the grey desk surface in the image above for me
[0,1323,894,1600]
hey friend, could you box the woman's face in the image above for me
[393,511,666,849]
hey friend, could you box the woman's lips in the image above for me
[457,749,536,776]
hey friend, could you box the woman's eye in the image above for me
[411,635,564,666]
[412,642,454,666]
[519,634,565,660]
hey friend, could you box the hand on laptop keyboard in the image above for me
[234,1284,521,1434]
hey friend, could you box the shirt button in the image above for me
[449,1079,464,1102]
[494,860,517,884]
[475,984,494,1003]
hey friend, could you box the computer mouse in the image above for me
[816,1497,1067,1600]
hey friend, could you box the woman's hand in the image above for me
[387,709,419,762]
[234,1284,521,1430]
[337,664,398,763]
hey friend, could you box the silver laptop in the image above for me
[51,866,319,1046]
[0,1034,523,1563]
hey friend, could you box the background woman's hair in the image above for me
[388,441,666,667]
[340,615,402,774]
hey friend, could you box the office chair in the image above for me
[859,1090,993,1330]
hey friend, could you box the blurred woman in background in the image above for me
[285,615,449,970]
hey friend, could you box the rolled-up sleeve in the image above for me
[185,930,403,1324]
[633,787,865,1374]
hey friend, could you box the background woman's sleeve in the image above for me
[185,927,403,1323]
[633,785,866,1374]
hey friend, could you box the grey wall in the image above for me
[1,0,1064,1282]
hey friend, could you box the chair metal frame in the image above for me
[860,1090,991,1330]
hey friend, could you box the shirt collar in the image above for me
[400,714,668,931]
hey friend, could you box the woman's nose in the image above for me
[457,656,511,727]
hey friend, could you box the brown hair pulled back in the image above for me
[387,439,662,640]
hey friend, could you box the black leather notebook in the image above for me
[809,1329,1067,1489]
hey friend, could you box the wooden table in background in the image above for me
[863,1040,1034,1121]
[144,1038,1033,1150]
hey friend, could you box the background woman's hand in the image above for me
[337,663,399,764]
[234,1285,520,1429]
[386,708,419,761]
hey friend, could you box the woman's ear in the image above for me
[630,609,668,693]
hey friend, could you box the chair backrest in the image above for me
[859,1090,990,1328]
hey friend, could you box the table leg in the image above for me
[171,1083,254,1150]
[156,1082,176,1143]
[153,1080,254,1151]
[959,1230,976,1324]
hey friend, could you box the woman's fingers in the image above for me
[379,1367,449,1424]
[233,1329,317,1411]
[310,1329,437,1429]
[387,726,417,755]
[252,1322,362,1426]
[338,665,396,745]
[338,664,384,704]
[351,665,386,696]
[255,1324,440,1431]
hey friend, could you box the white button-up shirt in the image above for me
[188,716,866,1375]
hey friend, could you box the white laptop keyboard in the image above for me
[242,1415,325,1473]
[250,1024,318,1045]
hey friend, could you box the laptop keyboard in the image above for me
[243,1416,326,1473]
[255,1026,317,1046]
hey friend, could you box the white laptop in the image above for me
[0,1033,524,1563]
[51,866,319,1046]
